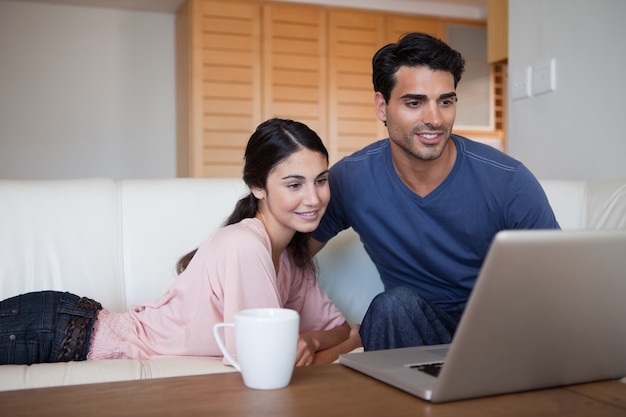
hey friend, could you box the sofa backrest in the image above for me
[1,178,624,326]
[0,179,247,312]
[0,179,125,310]
[540,180,626,230]
[118,179,247,307]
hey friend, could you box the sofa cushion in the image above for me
[0,359,143,391]
[586,181,626,229]
[316,228,382,326]
[0,357,235,392]
[538,180,586,230]
[119,179,247,308]
[0,179,125,311]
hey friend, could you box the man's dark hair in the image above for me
[372,32,465,103]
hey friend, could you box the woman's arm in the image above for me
[312,323,362,365]
[295,322,362,366]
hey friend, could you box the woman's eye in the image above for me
[287,183,302,190]
[316,178,328,186]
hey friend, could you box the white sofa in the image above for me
[1,178,625,392]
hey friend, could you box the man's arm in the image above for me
[309,237,327,256]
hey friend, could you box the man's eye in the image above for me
[407,101,422,107]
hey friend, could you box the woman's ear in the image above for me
[251,186,266,200]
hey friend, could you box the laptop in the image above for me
[339,229,626,403]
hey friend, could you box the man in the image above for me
[310,32,559,351]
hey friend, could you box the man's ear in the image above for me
[251,186,266,200]
[374,92,387,123]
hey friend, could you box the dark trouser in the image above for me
[0,291,102,365]
[360,287,465,351]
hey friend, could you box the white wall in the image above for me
[12,1,620,181]
[0,1,176,179]
[284,0,486,20]
[507,0,626,180]
[0,0,486,180]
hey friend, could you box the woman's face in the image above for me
[254,148,330,240]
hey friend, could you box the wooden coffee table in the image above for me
[1,364,625,416]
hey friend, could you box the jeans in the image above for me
[360,286,465,351]
[0,291,101,365]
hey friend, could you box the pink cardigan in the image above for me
[88,218,345,361]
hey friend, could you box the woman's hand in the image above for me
[348,323,361,340]
[293,322,361,366]
[295,333,319,366]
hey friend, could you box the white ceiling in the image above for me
[6,0,487,14]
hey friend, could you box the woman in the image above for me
[0,118,361,366]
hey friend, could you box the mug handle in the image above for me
[213,323,241,372]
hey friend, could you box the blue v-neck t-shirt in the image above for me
[313,135,559,308]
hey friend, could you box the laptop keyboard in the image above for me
[411,362,444,377]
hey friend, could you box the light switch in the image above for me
[511,66,531,101]
[533,59,556,96]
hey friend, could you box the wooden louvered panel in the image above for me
[203,98,254,115]
[262,3,326,141]
[336,118,381,157]
[493,63,506,137]
[185,0,261,178]
[385,15,446,42]
[177,0,492,177]
[328,9,386,163]
[176,0,191,177]
[201,130,250,150]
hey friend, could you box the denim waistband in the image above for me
[1,291,103,364]
[55,296,103,362]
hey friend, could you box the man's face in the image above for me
[375,65,457,162]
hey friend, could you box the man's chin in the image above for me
[414,147,446,161]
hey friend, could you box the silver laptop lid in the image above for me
[340,230,626,403]
[432,229,626,402]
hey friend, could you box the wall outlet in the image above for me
[533,59,556,96]
[511,66,532,101]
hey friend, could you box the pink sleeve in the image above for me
[283,265,346,332]
[204,225,282,363]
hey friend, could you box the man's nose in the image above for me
[423,102,442,127]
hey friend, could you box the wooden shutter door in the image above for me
[328,9,386,163]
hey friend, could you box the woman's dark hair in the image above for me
[177,118,329,274]
[372,32,465,103]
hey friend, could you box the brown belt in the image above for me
[56,297,103,362]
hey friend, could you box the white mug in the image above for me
[213,308,300,390]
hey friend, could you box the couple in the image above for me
[0,33,559,366]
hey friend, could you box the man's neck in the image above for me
[391,139,457,198]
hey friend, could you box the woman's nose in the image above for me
[304,185,321,205]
